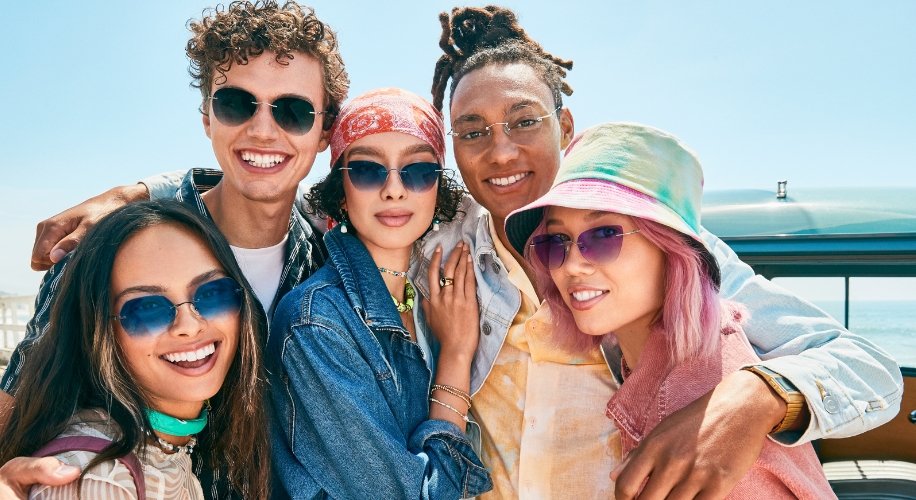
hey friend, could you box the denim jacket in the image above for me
[267,226,492,500]
[412,195,902,445]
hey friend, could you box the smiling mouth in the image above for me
[572,290,607,301]
[161,341,217,369]
[240,151,288,169]
[486,172,530,186]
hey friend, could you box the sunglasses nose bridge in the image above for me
[380,168,408,198]
[562,240,595,271]
[172,300,205,321]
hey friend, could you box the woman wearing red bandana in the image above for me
[266,88,493,499]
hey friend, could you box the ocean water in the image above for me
[810,300,916,369]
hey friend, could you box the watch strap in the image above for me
[742,365,806,434]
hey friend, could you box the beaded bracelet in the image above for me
[431,384,472,410]
[430,397,471,423]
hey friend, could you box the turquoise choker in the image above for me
[146,407,208,437]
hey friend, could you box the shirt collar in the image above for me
[487,214,539,306]
[323,227,409,333]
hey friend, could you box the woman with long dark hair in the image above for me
[0,200,270,499]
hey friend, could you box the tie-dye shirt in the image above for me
[471,217,622,500]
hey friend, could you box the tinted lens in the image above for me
[272,97,317,135]
[345,160,390,191]
[399,162,441,192]
[531,234,568,270]
[578,225,624,265]
[118,295,176,337]
[116,278,241,337]
[193,277,242,319]
[211,88,257,126]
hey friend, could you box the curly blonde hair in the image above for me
[187,1,349,129]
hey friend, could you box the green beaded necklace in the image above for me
[379,266,414,313]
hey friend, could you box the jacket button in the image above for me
[491,262,501,273]
[482,323,492,335]
[823,395,839,414]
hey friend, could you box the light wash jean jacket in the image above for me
[145,172,903,445]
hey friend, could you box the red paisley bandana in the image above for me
[330,88,446,167]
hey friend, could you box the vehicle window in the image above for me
[773,277,916,369]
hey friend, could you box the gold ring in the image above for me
[439,277,454,287]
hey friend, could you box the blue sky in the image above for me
[1,0,914,294]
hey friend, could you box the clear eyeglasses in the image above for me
[448,106,561,152]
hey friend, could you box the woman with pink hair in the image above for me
[504,123,836,499]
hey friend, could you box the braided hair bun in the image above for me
[431,5,573,112]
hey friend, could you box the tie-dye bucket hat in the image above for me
[505,122,719,284]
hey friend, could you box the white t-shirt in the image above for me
[230,234,288,311]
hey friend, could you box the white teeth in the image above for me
[487,172,529,186]
[164,342,216,364]
[572,290,606,302]
[241,151,286,169]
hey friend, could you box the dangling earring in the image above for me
[339,209,349,233]
[432,216,441,232]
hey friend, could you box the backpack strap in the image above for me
[33,436,147,500]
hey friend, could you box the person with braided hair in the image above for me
[413,5,901,500]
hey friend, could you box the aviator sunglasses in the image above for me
[531,225,641,270]
[341,160,443,193]
[209,87,327,135]
[111,277,243,337]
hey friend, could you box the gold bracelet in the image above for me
[431,384,472,410]
[430,397,471,423]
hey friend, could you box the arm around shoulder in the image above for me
[701,227,903,443]
[140,170,187,200]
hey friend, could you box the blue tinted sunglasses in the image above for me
[341,160,442,193]
[111,277,243,337]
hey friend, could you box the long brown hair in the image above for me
[0,200,271,499]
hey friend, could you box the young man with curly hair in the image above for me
[0,2,348,499]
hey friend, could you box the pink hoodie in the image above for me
[606,303,836,499]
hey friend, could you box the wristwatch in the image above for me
[742,365,806,434]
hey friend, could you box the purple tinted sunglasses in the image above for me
[530,225,641,270]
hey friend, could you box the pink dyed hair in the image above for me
[527,214,722,365]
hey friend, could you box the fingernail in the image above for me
[467,254,472,262]
[435,244,442,253]
[55,464,79,476]
[50,249,66,262]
